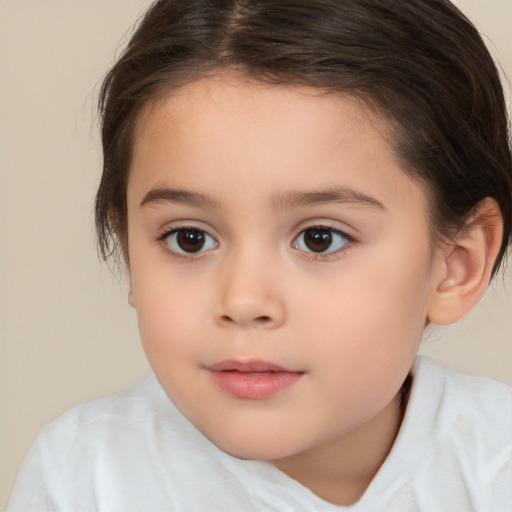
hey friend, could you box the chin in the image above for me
[206,428,307,461]
[221,444,293,462]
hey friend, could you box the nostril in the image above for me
[255,316,271,323]
[219,314,272,325]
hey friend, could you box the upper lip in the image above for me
[207,359,301,373]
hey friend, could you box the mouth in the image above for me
[206,359,305,400]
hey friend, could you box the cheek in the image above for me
[129,243,209,338]
[130,263,203,362]
[300,251,430,334]
[134,297,207,404]
[135,289,202,347]
[296,246,433,381]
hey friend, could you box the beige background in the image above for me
[0,0,511,508]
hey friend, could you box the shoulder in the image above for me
[435,358,512,462]
[406,357,512,507]
[413,356,512,429]
[29,373,185,473]
[7,375,178,511]
[41,374,170,441]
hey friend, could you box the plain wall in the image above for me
[1,0,511,508]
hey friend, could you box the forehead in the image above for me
[128,75,427,218]
[135,75,387,152]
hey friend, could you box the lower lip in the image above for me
[208,370,303,399]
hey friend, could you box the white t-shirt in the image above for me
[7,357,512,511]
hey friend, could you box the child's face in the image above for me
[126,75,443,461]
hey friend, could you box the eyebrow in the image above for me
[140,185,385,211]
[271,187,385,211]
[140,187,219,209]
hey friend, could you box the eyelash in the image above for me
[156,226,218,260]
[156,224,354,261]
[293,225,353,260]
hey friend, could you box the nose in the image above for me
[213,255,286,330]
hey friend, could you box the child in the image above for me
[7,0,512,510]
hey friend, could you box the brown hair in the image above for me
[95,0,512,274]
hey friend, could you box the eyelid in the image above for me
[294,215,357,233]
[156,224,219,258]
[154,220,355,261]
[292,223,354,259]
[156,220,218,241]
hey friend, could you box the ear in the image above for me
[427,198,503,325]
[128,287,136,308]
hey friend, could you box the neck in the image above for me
[271,390,408,506]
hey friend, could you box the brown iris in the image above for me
[303,228,333,252]
[176,229,206,253]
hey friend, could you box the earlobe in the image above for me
[128,289,136,308]
[427,198,503,325]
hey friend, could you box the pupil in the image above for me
[177,230,205,253]
[304,229,332,252]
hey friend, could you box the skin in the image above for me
[125,75,498,505]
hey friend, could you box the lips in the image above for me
[207,359,304,400]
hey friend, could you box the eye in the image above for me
[163,228,218,255]
[294,226,349,254]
